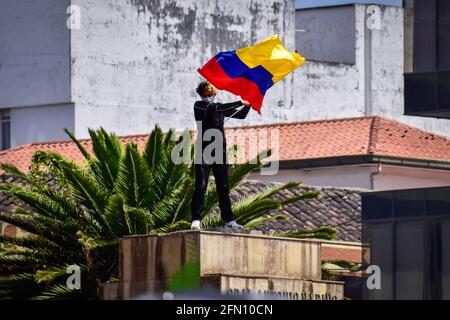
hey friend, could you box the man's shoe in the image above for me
[191,220,201,230]
[225,220,243,229]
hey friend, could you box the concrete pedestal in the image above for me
[100,230,344,300]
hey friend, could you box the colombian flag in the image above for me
[197,35,305,113]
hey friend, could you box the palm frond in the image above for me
[0,209,80,248]
[30,151,81,186]
[0,254,39,275]
[243,214,288,230]
[322,259,360,272]
[124,206,152,235]
[35,266,70,284]
[198,214,223,229]
[115,143,153,208]
[0,234,59,252]
[64,128,93,161]
[0,184,73,222]
[143,125,165,171]
[0,163,37,187]
[170,178,194,224]
[31,151,110,229]
[233,198,282,225]
[280,226,337,240]
[105,195,160,237]
[34,284,80,300]
[151,178,192,228]
[143,125,176,205]
[250,181,300,201]
[76,231,119,250]
[280,191,321,205]
[87,127,124,192]
[152,220,191,234]
[103,194,132,236]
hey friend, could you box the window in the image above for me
[362,187,450,299]
[0,109,11,150]
[413,0,450,72]
[404,0,450,118]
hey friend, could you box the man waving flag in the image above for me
[197,35,305,113]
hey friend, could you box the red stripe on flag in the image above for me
[198,57,264,113]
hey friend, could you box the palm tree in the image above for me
[0,125,331,299]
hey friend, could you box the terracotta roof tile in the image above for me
[1,116,449,172]
[230,180,364,242]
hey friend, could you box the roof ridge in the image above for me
[225,116,377,130]
[28,132,152,147]
[368,116,381,154]
[8,117,377,150]
[14,115,447,151]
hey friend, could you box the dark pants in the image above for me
[191,163,234,223]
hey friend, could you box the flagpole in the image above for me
[223,107,245,124]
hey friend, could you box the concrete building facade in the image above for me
[294,3,450,136]
[0,0,297,147]
[1,1,450,149]
[249,163,450,191]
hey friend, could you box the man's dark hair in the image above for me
[196,81,211,97]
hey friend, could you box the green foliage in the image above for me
[321,259,361,281]
[322,259,360,273]
[321,265,335,281]
[0,125,328,299]
[167,261,201,293]
[280,226,337,240]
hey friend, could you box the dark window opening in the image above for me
[1,110,11,150]
[404,0,450,119]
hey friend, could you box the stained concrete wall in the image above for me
[70,0,297,138]
[295,6,356,64]
[0,0,71,108]
[294,4,450,137]
[294,5,365,121]
[2,1,450,146]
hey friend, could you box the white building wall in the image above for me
[10,103,75,147]
[70,0,297,138]
[249,165,374,189]
[0,0,71,108]
[372,165,450,190]
[249,164,450,191]
[293,5,366,120]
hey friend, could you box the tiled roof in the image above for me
[1,116,450,172]
[231,180,363,242]
[225,116,450,163]
[0,134,150,173]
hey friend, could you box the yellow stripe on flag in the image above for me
[236,35,305,83]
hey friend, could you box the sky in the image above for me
[295,0,403,9]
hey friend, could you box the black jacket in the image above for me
[193,100,250,163]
